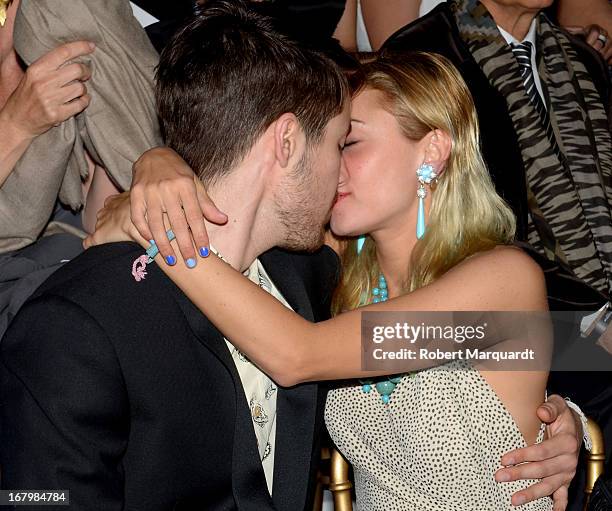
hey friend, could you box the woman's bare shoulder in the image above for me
[465,245,543,274]
[426,245,547,311]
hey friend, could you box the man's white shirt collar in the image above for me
[497,18,537,47]
[129,1,159,28]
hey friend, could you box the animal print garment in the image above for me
[452,0,612,296]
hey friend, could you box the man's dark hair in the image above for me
[156,0,349,185]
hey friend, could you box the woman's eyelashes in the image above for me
[342,140,358,150]
[338,137,348,152]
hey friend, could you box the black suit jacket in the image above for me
[1,242,339,511]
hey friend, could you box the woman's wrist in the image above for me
[0,103,36,144]
[0,111,37,160]
[0,110,37,186]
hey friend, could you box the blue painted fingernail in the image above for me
[166,255,176,266]
[186,258,197,269]
[199,247,210,258]
[149,239,156,245]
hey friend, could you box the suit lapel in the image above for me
[271,384,320,511]
[165,278,235,370]
[260,250,320,511]
[260,249,314,322]
[163,250,321,510]
[165,279,274,509]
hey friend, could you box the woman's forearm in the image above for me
[154,250,325,386]
[333,0,358,52]
[360,0,420,50]
[153,245,547,386]
[0,114,35,188]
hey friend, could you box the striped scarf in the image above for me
[451,0,612,296]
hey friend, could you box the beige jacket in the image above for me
[0,0,162,252]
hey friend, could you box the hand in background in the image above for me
[565,25,612,64]
[0,41,94,139]
[83,192,144,249]
[558,0,612,64]
[130,147,227,267]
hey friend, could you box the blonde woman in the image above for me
[90,52,576,509]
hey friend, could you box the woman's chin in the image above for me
[330,220,361,239]
[330,207,371,238]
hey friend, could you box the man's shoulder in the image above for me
[31,241,171,312]
[261,246,340,322]
[3,242,183,363]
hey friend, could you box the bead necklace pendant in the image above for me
[360,273,408,405]
[371,274,388,303]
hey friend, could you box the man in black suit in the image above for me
[0,2,349,510]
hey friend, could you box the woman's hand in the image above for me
[495,394,581,510]
[0,41,95,140]
[565,24,612,64]
[83,192,146,249]
[131,147,227,267]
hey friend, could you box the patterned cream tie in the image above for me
[212,247,290,495]
[224,258,291,495]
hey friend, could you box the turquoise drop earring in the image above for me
[356,235,366,254]
[415,163,437,239]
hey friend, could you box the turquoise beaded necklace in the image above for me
[359,274,407,405]
[370,273,388,303]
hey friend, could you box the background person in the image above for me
[0,0,162,338]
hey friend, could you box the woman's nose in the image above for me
[338,155,349,185]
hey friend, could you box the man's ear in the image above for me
[423,129,452,176]
[274,113,300,168]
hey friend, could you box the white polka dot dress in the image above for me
[325,360,552,511]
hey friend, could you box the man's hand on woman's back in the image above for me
[496,394,581,511]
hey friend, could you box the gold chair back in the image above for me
[584,417,606,510]
[313,446,353,511]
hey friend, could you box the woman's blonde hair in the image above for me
[332,51,516,314]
